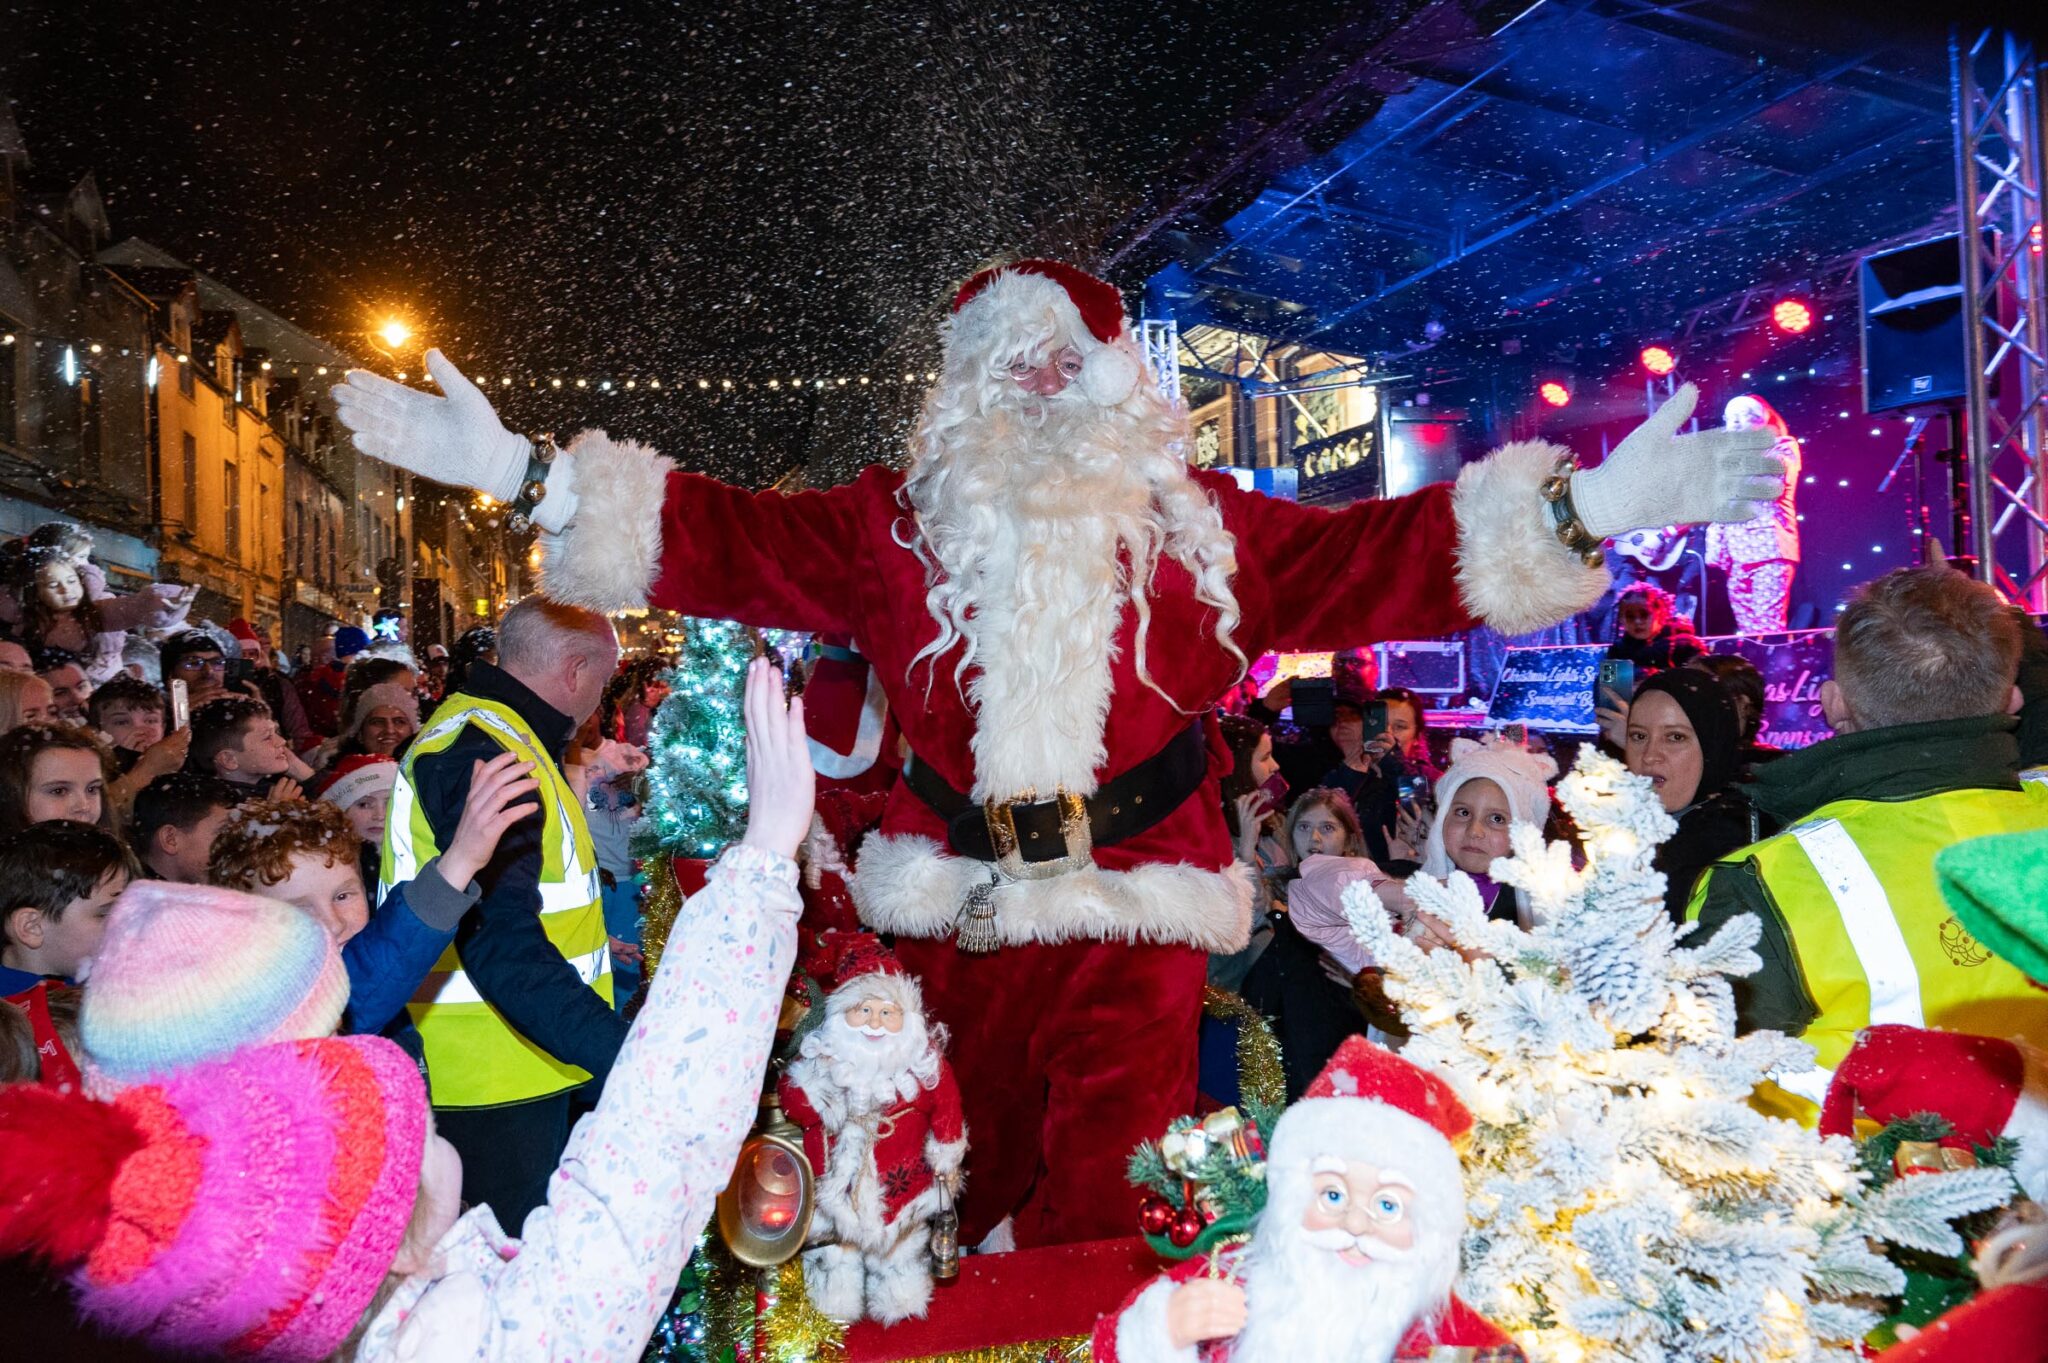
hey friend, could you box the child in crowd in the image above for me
[0,722,116,836]
[0,821,137,993]
[204,750,537,1047]
[130,772,239,883]
[1606,581,1705,672]
[86,674,167,764]
[187,694,300,801]
[318,752,400,891]
[0,656,811,1361]
[1403,734,1558,933]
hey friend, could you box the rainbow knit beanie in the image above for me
[80,880,350,1094]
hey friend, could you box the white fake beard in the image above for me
[794,1012,941,1115]
[1228,1217,1452,1363]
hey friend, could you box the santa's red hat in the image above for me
[1302,1035,1474,1145]
[1821,1024,2048,1199]
[947,259,1143,407]
[830,934,904,989]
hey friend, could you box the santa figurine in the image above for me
[778,935,966,1325]
[332,258,1784,1249]
[1097,1036,1518,1363]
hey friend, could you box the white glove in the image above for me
[1569,383,1787,540]
[331,349,530,502]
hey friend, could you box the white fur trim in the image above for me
[926,1134,967,1177]
[2007,1042,2048,1202]
[1452,440,1610,635]
[850,833,1252,951]
[802,1244,866,1322]
[539,430,676,612]
[1082,345,1140,406]
[808,664,889,778]
[1115,1277,1200,1363]
[866,1222,937,1324]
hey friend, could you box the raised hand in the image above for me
[738,657,815,861]
[1571,383,1786,539]
[331,349,530,501]
[439,752,542,888]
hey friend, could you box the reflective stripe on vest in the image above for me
[1789,819,1925,1030]
[386,694,612,1108]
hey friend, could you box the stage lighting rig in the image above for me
[1638,346,1677,376]
[1771,299,1814,334]
[1538,381,1571,408]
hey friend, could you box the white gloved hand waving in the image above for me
[1569,383,1787,540]
[331,349,531,503]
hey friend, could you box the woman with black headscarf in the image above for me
[1624,667,1770,922]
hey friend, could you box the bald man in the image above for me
[385,596,628,1229]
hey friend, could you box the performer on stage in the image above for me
[331,259,1784,1249]
[1707,394,1802,633]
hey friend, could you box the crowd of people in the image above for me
[1211,565,2048,1117]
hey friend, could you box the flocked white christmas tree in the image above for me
[1341,748,2015,1363]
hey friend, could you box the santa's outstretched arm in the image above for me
[332,350,864,626]
[1230,382,1785,649]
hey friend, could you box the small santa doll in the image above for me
[778,936,966,1325]
[1095,1036,1521,1363]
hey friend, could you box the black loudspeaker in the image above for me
[1859,232,1992,415]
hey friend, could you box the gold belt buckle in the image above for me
[983,787,1094,881]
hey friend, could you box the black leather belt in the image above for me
[902,721,1208,876]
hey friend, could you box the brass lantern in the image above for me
[716,1091,817,1267]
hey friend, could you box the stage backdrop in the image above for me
[1487,628,1836,749]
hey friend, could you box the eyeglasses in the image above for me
[175,655,228,674]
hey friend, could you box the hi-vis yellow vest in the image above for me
[1690,776,2048,1123]
[383,695,612,1108]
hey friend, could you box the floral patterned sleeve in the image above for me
[459,843,800,1359]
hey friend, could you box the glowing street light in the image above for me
[379,318,413,349]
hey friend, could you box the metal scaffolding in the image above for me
[1138,316,1183,408]
[1954,29,2048,605]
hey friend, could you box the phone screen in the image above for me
[1291,678,1336,728]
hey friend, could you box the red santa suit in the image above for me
[778,939,968,1324]
[532,262,1610,1247]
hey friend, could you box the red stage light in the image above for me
[1639,346,1676,376]
[1539,381,1570,407]
[1772,299,1814,334]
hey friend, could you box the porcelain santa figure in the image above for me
[331,258,1784,1247]
[1096,1036,1520,1363]
[778,935,966,1324]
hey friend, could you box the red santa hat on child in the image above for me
[1261,1037,1473,1296]
[316,754,399,814]
[1820,1023,2048,1200]
[948,259,1144,407]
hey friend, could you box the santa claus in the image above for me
[778,936,966,1324]
[1096,1036,1519,1363]
[331,258,1783,1247]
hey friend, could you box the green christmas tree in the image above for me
[637,617,756,862]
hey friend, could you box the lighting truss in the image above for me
[1954,28,2048,606]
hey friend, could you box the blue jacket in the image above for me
[342,856,478,1040]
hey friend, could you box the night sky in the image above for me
[5,0,1393,481]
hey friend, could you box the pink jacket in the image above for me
[353,844,800,1362]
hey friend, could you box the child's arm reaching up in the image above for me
[383,657,811,1360]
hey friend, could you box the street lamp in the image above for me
[379,318,412,350]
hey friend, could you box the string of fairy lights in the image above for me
[0,326,938,398]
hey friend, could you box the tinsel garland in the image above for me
[640,853,683,984]
[1200,985,1285,1112]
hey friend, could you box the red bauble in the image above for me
[1168,1208,1203,1248]
[1138,1195,1175,1236]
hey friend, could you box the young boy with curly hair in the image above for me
[208,751,540,1046]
